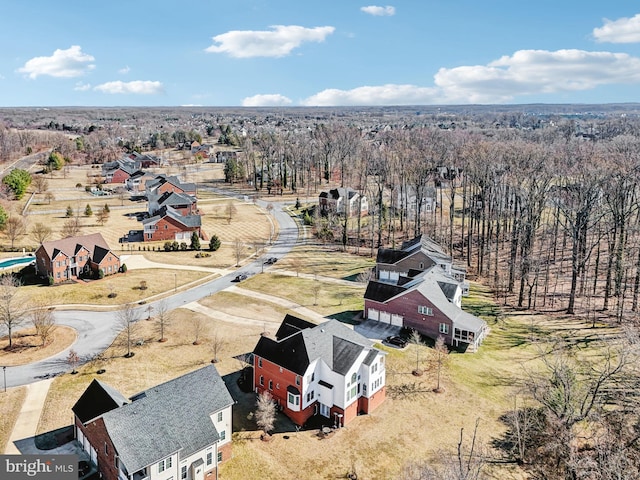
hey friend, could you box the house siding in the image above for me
[253,356,313,426]
[76,417,120,480]
[365,290,453,344]
[144,216,200,242]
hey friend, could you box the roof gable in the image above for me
[72,379,129,424]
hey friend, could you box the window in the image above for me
[295,375,301,385]
[288,392,300,405]
[220,430,226,441]
[217,411,223,422]
[418,306,433,315]
[158,457,172,473]
[217,452,223,463]
[180,465,187,480]
[258,358,262,368]
[259,375,264,386]
[206,450,213,466]
[311,372,315,382]
[350,385,357,399]
[351,373,357,384]
[104,443,109,455]
[439,323,449,334]
[268,380,273,390]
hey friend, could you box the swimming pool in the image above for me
[0,256,35,269]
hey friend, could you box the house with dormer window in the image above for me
[252,315,386,427]
[72,365,233,480]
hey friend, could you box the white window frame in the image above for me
[439,323,449,334]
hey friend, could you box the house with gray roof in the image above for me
[365,266,487,352]
[319,187,368,217]
[376,234,468,293]
[72,365,233,480]
[253,315,386,427]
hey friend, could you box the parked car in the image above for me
[385,335,409,348]
[264,257,278,265]
[233,273,248,282]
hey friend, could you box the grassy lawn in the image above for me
[274,245,375,280]
[16,269,213,307]
[0,326,76,366]
[238,273,365,317]
[0,387,26,452]
[199,291,290,323]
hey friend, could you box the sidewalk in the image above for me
[5,378,53,454]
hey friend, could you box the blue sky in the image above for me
[2,1,640,107]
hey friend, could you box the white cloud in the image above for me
[94,80,164,95]
[242,94,293,107]
[434,49,640,103]
[301,84,439,106]
[301,49,640,106]
[360,5,395,16]
[593,14,640,43]
[205,25,335,58]
[118,66,131,74]
[17,45,95,79]
[74,82,91,91]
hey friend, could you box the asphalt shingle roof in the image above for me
[100,366,233,474]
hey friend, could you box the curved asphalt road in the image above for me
[3,197,299,388]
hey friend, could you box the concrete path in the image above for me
[5,379,53,454]
[184,302,282,329]
[268,269,363,287]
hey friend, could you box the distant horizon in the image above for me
[2,2,640,107]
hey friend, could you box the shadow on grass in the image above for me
[328,310,362,325]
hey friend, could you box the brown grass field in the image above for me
[0,326,76,366]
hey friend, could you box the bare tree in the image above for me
[32,174,49,194]
[67,348,80,374]
[210,332,226,363]
[255,390,277,438]
[32,222,53,244]
[154,300,172,342]
[117,304,140,358]
[225,200,237,225]
[0,275,24,348]
[233,237,244,267]
[190,316,207,345]
[29,296,56,347]
[5,215,27,249]
[410,330,424,376]
[429,335,449,393]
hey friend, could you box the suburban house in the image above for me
[125,170,152,192]
[35,233,120,283]
[397,185,437,216]
[146,175,197,197]
[128,151,162,168]
[375,235,468,291]
[102,159,139,184]
[364,266,487,352]
[142,206,203,242]
[253,315,386,427]
[319,188,368,217]
[149,191,198,217]
[72,365,233,480]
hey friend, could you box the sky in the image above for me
[2,1,640,107]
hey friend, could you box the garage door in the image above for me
[391,314,403,326]
[379,312,391,324]
[367,308,379,321]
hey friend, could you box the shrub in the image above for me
[48,275,54,286]
[164,242,172,252]
[209,235,221,252]
[180,242,187,251]
[120,264,127,274]
[98,269,105,279]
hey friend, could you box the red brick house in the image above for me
[142,206,203,242]
[364,266,487,351]
[146,175,196,197]
[253,315,386,427]
[72,365,233,480]
[35,233,120,283]
[102,159,138,184]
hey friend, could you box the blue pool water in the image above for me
[0,256,35,269]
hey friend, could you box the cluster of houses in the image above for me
[102,154,205,243]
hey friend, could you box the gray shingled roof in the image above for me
[101,366,233,474]
[254,317,378,376]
